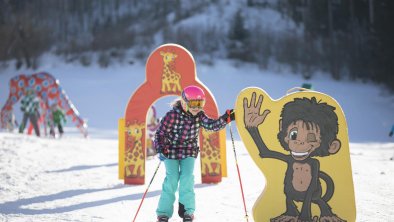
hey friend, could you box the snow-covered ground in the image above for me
[0,133,393,222]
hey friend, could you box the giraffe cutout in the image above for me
[200,129,221,176]
[160,51,181,93]
[124,121,145,178]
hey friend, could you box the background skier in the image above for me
[389,124,394,137]
[389,124,394,160]
[19,89,40,137]
[49,103,66,138]
[147,106,160,157]
[5,109,18,132]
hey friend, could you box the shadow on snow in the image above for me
[45,163,117,173]
[0,183,214,215]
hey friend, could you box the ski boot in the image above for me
[178,202,185,218]
[157,215,169,222]
[183,214,194,222]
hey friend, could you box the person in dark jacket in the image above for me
[155,85,235,222]
[389,124,394,137]
[389,125,394,160]
[19,89,40,137]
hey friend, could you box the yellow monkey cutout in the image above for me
[235,87,356,222]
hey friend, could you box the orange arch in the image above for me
[120,44,226,184]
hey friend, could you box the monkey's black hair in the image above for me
[277,97,339,157]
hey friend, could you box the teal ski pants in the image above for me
[156,157,195,218]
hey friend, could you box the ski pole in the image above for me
[228,122,249,222]
[132,161,161,222]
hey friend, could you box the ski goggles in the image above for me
[185,100,205,108]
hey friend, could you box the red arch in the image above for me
[122,44,224,184]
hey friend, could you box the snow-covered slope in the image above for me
[0,133,393,221]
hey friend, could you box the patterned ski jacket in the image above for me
[20,94,39,115]
[155,101,228,160]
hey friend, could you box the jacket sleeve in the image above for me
[199,112,227,131]
[154,112,172,153]
[20,97,26,112]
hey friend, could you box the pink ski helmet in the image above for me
[181,85,206,108]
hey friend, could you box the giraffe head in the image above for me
[126,122,145,141]
[160,51,178,66]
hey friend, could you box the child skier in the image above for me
[154,85,235,222]
[49,104,66,138]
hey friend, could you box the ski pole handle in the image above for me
[226,109,231,123]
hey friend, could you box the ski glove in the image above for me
[158,153,167,161]
[389,131,393,137]
[221,109,235,123]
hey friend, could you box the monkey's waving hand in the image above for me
[243,92,271,128]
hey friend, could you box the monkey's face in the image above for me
[284,120,321,160]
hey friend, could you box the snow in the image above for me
[1,53,394,221]
[0,132,393,221]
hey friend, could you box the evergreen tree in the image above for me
[227,9,253,62]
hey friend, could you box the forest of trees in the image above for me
[280,0,394,89]
[0,0,393,90]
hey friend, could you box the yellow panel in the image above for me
[235,87,356,222]
[219,129,227,177]
[118,118,125,179]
